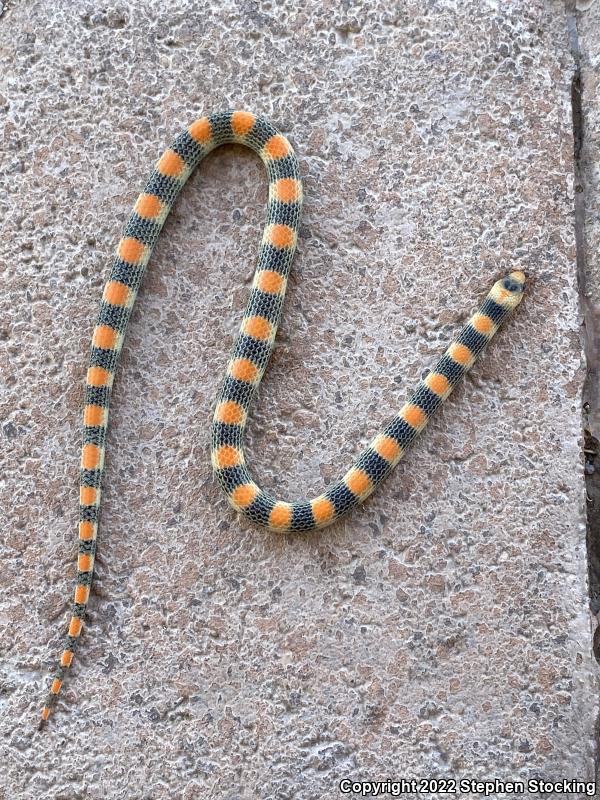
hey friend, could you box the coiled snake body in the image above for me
[41,110,525,724]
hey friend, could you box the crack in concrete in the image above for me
[565,0,600,782]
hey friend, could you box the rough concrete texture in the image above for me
[576,0,600,301]
[573,0,600,783]
[569,0,600,779]
[0,0,595,797]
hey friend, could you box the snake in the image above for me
[40,110,526,726]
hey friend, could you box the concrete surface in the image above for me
[572,0,600,784]
[0,1,595,798]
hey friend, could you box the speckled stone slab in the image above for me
[577,0,600,460]
[0,1,595,797]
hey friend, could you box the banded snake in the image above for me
[41,110,526,724]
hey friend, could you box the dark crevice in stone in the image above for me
[567,9,600,613]
[566,0,600,780]
[586,430,600,622]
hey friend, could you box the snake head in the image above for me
[490,270,526,311]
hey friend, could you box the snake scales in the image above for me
[40,110,525,725]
